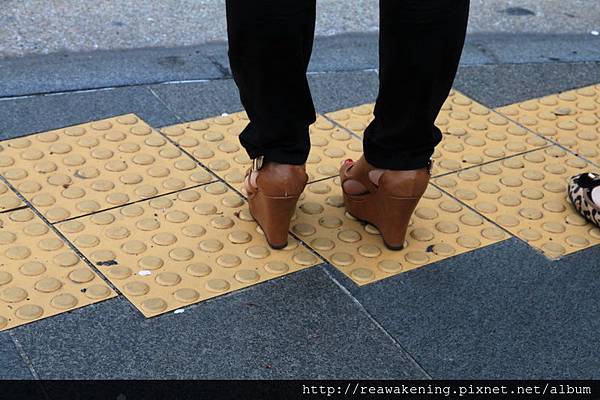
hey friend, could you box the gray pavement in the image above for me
[2,32,599,99]
[1,61,600,381]
[1,0,599,58]
[1,0,599,383]
[12,268,429,379]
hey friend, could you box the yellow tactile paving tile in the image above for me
[160,112,363,187]
[0,114,215,223]
[0,208,115,331]
[325,91,550,176]
[0,181,24,212]
[433,146,600,259]
[56,182,321,317]
[292,177,508,285]
[497,83,600,166]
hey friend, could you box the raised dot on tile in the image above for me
[107,265,133,280]
[1,287,28,302]
[264,261,290,274]
[358,244,382,258]
[565,235,589,248]
[85,285,111,300]
[173,288,199,303]
[53,252,80,267]
[216,254,242,268]
[20,261,46,276]
[68,268,95,283]
[350,268,374,282]
[155,272,181,286]
[170,247,194,261]
[50,294,78,310]
[206,279,230,293]
[235,269,260,284]
[338,229,362,243]
[404,251,429,265]
[0,271,13,286]
[309,238,335,251]
[541,242,566,258]
[141,298,167,313]
[15,305,44,320]
[186,262,212,277]
[459,213,484,226]
[123,281,150,297]
[431,243,456,256]
[376,260,402,273]
[198,239,224,253]
[456,235,481,248]
[293,251,318,265]
[330,252,355,266]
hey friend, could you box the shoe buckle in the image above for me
[427,159,434,175]
[252,156,264,172]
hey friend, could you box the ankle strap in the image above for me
[251,156,264,172]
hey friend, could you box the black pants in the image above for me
[226,0,469,170]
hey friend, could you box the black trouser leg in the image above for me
[226,0,316,165]
[363,0,470,170]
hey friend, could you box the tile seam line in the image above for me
[0,144,329,319]
[429,179,554,261]
[491,79,600,107]
[0,111,144,141]
[3,58,599,100]
[0,144,317,316]
[152,120,341,267]
[301,174,514,286]
[0,67,380,101]
[146,86,186,123]
[320,86,598,177]
[320,266,433,379]
[1,167,328,318]
[431,171,600,261]
[7,330,42,382]
[0,173,128,304]
[0,205,28,215]
[48,181,215,225]
[154,113,545,271]
[430,143,554,178]
[205,54,231,77]
[321,98,564,259]
[492,106,600,171]
[141,263,329,318]
[7,331,53,399]
[321,105,558,179]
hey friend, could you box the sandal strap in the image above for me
[340,157,379,194]
[251,156,264,172]
[341,157,434,195]
[576,172,600,189]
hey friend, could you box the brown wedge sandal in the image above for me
[340,156,432,250]
[245,157,308,249]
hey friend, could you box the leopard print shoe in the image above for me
[567,172,600,227]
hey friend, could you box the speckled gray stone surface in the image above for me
[329,239,600,379]
[0,333,34,379]
[0,86,179,139]
[0,49,598,380]
[10,268,428,379]
[2,0,598,58]
[454,61,600,107]
[149,80,243,123]
[3,32,599,98]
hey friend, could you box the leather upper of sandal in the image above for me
[340,156,431,198]
[246,162,308,198]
